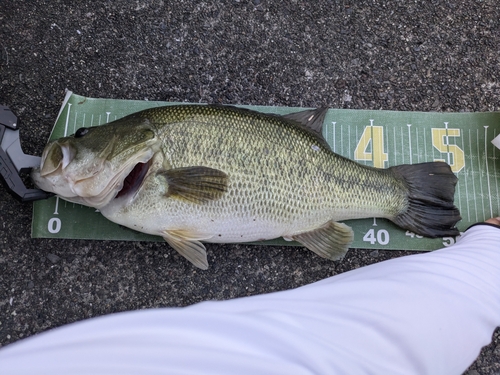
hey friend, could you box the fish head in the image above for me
[31,119,158,208]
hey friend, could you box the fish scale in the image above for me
[149,107,392,224]
[31,105,461,269]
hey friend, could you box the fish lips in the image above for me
[70,151,154,208]
[32,148,154,209]
[31,166,76,199]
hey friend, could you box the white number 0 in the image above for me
[48,218,61,234]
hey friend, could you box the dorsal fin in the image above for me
[207,104,328,135]
[205,104,330,146]
[283,108,328,135]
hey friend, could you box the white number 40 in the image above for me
[363,229,390,245]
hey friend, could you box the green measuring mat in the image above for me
[32,91,500,251]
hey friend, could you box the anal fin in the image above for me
[163,229,213,270]
[288,221,354,261]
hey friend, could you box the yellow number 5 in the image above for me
[431,127,465,173]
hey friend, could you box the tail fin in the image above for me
[390,162,461,238]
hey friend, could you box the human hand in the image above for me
[484,217,500,226]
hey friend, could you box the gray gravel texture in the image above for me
[1,0,499,373]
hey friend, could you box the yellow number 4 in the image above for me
[354,123,388,168]
[431,127,465,173]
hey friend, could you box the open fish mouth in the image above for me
[31,140,156,208]
[115,159,152,199]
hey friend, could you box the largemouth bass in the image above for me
[31,105,461,269]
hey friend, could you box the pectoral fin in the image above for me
[288,221,354,261]
[159,166,228,204]
[163,229,213,270]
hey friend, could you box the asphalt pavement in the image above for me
[1,1,499,373]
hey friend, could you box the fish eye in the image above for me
[75,127,89,138]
